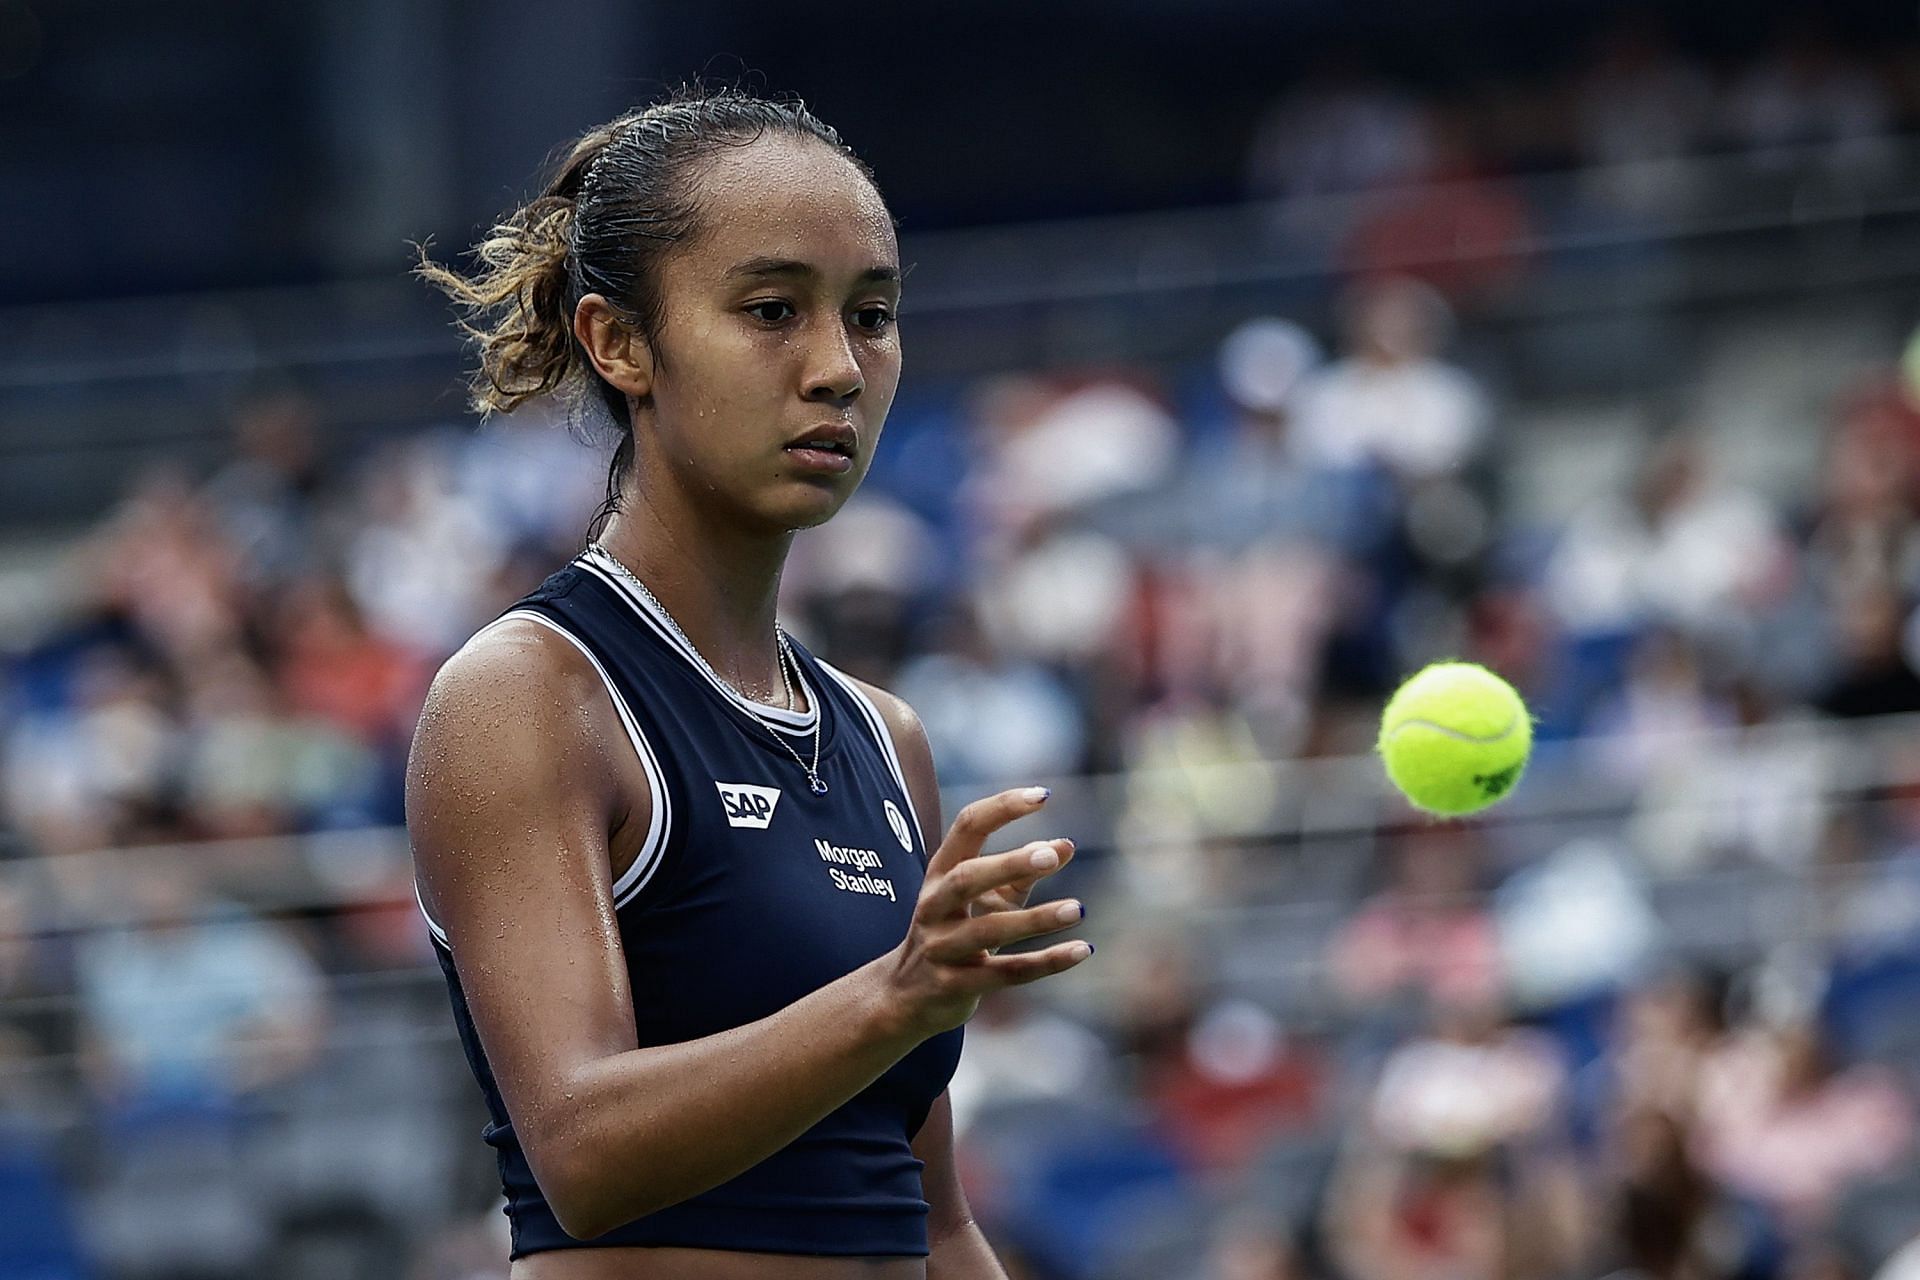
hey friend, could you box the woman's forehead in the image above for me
[689,136,896,270]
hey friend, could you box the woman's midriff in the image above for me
[512,1246,926,1280]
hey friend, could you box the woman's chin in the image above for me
[757,481,857,533]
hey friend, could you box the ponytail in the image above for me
[414,127,615,417]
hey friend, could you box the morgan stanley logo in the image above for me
[717,782,782,829]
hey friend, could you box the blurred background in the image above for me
[7,1,1920,1277]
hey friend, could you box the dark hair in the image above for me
[416,84,883,536]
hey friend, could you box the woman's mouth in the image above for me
[784,443,855,475]
[784,426,858,475]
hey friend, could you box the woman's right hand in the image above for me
[880,786,1092,1041]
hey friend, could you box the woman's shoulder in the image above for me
[430,611,605,710]
[852,679,925,747]
[411,613,629,797]
[407,613,641,866]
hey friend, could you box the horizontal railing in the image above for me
[4,706,1913,937]
[0,708,1910,1132]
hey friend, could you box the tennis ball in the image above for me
[1377,662,1532,817]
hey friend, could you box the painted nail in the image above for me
[1030,845,1060,870]
[1024,786,1051,803]
[1057,901,1081,924]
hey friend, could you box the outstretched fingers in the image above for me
[920,841,1063,923]
[924,893,1085,962]
[981,939,1095,985]
[927,787,1052,880]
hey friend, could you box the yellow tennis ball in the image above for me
[1377,662,1532,817]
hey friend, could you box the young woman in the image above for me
[408,89,1095,1279]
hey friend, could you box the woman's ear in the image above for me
[573,294,653,400]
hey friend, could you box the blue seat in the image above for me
[0,1125,93,1280]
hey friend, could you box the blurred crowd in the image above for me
[8,267,1920,1277]
[7,13,1920,1279]
[1240,9,1912,306]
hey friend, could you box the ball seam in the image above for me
[1379,713,1521,746]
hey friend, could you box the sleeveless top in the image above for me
[419,545,964,1259]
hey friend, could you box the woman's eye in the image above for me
[853,306,895,333]
[746,300,795,324]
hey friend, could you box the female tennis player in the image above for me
[408,88,1093,1278]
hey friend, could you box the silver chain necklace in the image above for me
[589,543,828,795]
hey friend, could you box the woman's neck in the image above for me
[593,499,794,703]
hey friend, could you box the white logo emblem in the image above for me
[717,782,781,829]
[883,799,914,852]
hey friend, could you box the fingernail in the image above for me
[1075,942,1094,960]
[1024,786,1051,803]
[1056,901,1081,924]
[1030,845,1060,869]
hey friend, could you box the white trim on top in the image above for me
[575,547,820,737]
[816,661,926,859]
[416,608,673,949]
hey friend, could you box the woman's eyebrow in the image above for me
[725,256,901,285]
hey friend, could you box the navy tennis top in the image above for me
[419,545,964,1259]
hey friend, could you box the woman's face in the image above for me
[635,134,902,534]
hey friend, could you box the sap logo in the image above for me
[716,782,782,829]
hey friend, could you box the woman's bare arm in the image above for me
[409,623,1087,1240]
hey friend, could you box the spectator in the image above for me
[964,374,1179,547]
[269,574,436,750]
[1591,629,1734,786]
[1695,1018,1914,1228]
[1817,585,1920,720]
[84,466,250,662]
[76,863,326,1127]
[1608,970,1732,1123]
[1807,384,1920,602]
[1569,13,1715,222]
[945,988,1114,1140]
[1324,1001,1588,1280]
[1340,107,1535,302]
[3,647,178,857]
[1292,278,1488,482]
[1145,996,1322,1175]
[1605,1105,1757,1280]
[971,512,1137,674]
[1367,1000,1570,1160]
[1330,828,1504,1016]
[1244,58,1428,206]
[892,606,1087,789]
[1496,838,1661,1008]
[342,439,506,655]
[1114,685,1284,908]
[1243,56,1429,249]
[1124,318,1385,743]
[1203,1209,1307,1280]
[1546,433,1786,657]
[177,644,381,838]
[783,493,941,685]
[1726,17,1896,184]
[201,391,327,587]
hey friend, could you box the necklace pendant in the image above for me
[809,776,830,796]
